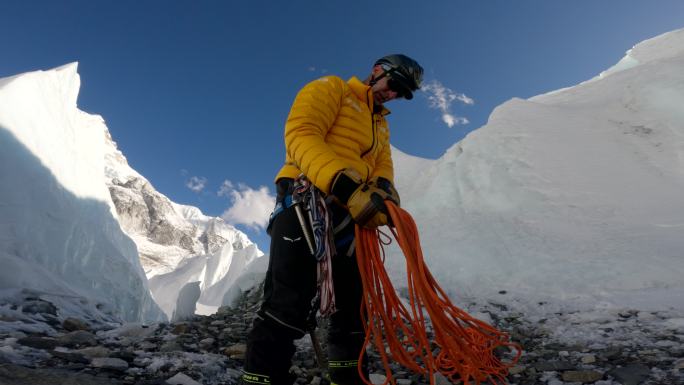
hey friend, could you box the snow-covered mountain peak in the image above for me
[1,63,264,322]
[103,129,263,318]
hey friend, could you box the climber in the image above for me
[241,54,423,385]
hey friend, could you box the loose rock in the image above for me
[580,354,597,364]
[57,330,98,348]
[21,300,57,315]
[4,283,684,385]
[534,360,575,372]
[62,317,90,332]
[223,343,247,359]
[17,336,59,350]
[607,364,651,385]
[90,357,130,371]
[72,346,111,358]
[166,372,203,385]
[561,370,603,383]
[0,363,123,385]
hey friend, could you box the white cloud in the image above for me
[443,114,469,126]
[219,180,275,231]
[217,180,234,197]
[186,176,207,193]
[421,80,473,128]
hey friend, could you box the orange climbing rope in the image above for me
[355,201,522,385]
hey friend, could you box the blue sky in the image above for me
[2,1,683,251]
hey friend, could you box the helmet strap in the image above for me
[369,70,390,87]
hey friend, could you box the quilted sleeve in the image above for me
[284,76,352,193]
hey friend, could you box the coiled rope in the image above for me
[355,201,522,385]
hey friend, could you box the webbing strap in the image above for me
[268,195,293,225]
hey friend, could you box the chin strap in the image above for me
[369,70,391,110]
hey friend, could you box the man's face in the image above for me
[370,65,400,105]
[371,75,400,105]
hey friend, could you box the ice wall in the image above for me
[392,29,684,312]
[0,63,165,322]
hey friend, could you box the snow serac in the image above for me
[0,63,164,322]
[105,117,263,319]
[392,28,684,313]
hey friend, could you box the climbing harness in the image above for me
[355,201,522,385]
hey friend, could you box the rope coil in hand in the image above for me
[355,201,522,385]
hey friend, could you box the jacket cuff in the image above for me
[331,172,360,205]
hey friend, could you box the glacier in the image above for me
[0,63,164,322]
[1,27,683,333]
[0,62,265,323]
[391,28,684,316]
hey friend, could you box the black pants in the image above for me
[243,194,368,385]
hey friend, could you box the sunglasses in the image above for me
[387,75,413,99]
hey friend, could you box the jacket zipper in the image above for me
[360,88,377,180]
[361,113,377,159]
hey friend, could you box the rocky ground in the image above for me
[1,288,683,385]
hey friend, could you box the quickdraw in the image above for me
[292,175,336,316]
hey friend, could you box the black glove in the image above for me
[370,176,400,207]
[331,169,391,229]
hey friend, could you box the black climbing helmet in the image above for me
[374,54,424,100]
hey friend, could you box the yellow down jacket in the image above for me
[275,76,394,194]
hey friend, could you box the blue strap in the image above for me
[267,194,294,230]
[334,233,354,249]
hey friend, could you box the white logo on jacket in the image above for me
[346,97,363,112]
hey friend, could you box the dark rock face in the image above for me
[108,180,198,253]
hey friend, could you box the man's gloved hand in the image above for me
[370,176,400,207]
[331,169,391,228]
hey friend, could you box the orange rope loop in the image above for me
[355,201,522,385]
